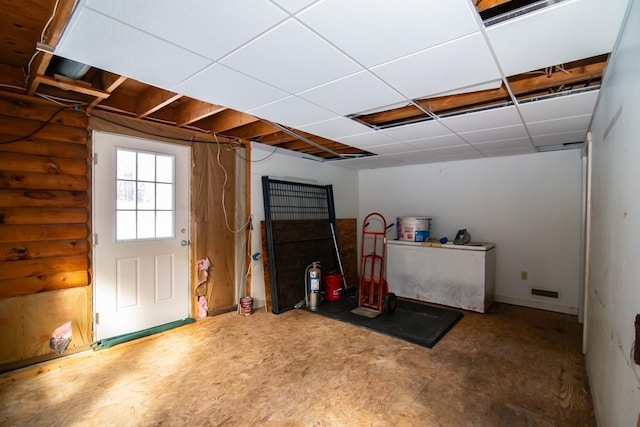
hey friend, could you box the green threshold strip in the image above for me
[91,318,196,351]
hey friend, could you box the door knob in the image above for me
[180,239,190,246]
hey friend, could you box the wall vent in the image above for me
[531,288,559,299]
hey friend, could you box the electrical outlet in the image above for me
[520,271,528,280]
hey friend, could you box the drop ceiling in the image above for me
[0,0,630,169]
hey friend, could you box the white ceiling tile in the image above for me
[380,120,451,142]
[487,0,628,76]
[481,146,537,157]
[439,105,522,133]
[532,130,588,147]
[334,131,397,148]
[372,33,501,100]
[175,64,288,111]
[435,152,484,162]
[368,142,421,155]
[472,137,533,151]
[519,90,600,123]
[458,125,529,144]
[247,96,337,127]
[297,71,406,115]
[424,144,478,156]
[298,117,372,138]
[221,20,361,93]
[56,7,212,89]
[328,155,405,170]
[435,80,503,97]
[83,0,287,60]
[272,0,318,14]
[527,115,591,136]
[384,151,440,165]
[409,134,468,150]
[298,0,479,67]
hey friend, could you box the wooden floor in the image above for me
[0,302,594,426]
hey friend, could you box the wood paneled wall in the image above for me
[0,93,91,367]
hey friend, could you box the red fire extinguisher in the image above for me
[306,261,321,311]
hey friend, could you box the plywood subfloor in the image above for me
[0,303,594,426]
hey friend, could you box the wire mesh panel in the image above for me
[262,177,338,313]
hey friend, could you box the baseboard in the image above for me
[494,295,578,315]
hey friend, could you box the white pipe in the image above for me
[582,131,593,354]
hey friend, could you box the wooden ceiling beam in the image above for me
[174,99,226,127]
[225,120,279,140]
[199,109,259,133]
[26,0,76,95]
[86,73,127,112]
[135,87,181,118]
[474,0,513,13]
[35,75,111,99]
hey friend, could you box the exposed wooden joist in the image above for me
[365,57,607,126]
[474,0,513,13]
[199,109,259,133]
[174,99,226,127]
[227,121,279,140]
[26,0,77,95]
[135,87,181,118]
[87,72,128,112]
[34,75,111,99]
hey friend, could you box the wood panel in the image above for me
[0,207,87,225]
[0,136,88,159]
[0,152,87,175]
[336,218,357,289]
[0,189,87,207]
[0,239,88,261]
[0,170,87,191]
[0,93,91,365]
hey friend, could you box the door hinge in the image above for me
[94,233,98,245]
[95,312,99,325]
[93,153,98,165]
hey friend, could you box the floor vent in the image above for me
[531,288,559,299]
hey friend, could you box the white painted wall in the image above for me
[249,142,359,309]
[359,150,583,314]
[585,0,640,424]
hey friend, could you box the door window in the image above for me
[115,148,175,241]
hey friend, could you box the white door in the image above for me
[93,131,190,340]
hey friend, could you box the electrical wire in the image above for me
[0,106,67,144]
[214,134,252,234]
[0,84,27,92]
[25,0,63,88]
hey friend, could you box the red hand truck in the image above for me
[356,213,397,316]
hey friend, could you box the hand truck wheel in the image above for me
[384,292,397,314]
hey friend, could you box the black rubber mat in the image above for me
[308,294,463,348]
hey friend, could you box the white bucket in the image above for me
[397,216,432,242]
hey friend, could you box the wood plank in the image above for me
[474,0,513,13]
[0,270,89,299]
[228,121,279,140]
[0,152,87,176]
[87,72,128,112]
[0,207,87,225]
[135,87,181,118]
[34,75,110,99]
[0,135,87,159]
[199,109,258,133]
[0,224,87,243]
[0,115,87,144]
[0,170,87,191]
[0,239,88,262]
[174,99,226,127]
[0,65,26,89]
[0,254,88,281]
[26,0,77,95]
[0,189,88,208]
[0,93,89,128]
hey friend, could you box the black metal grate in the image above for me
[262,177,337,313]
